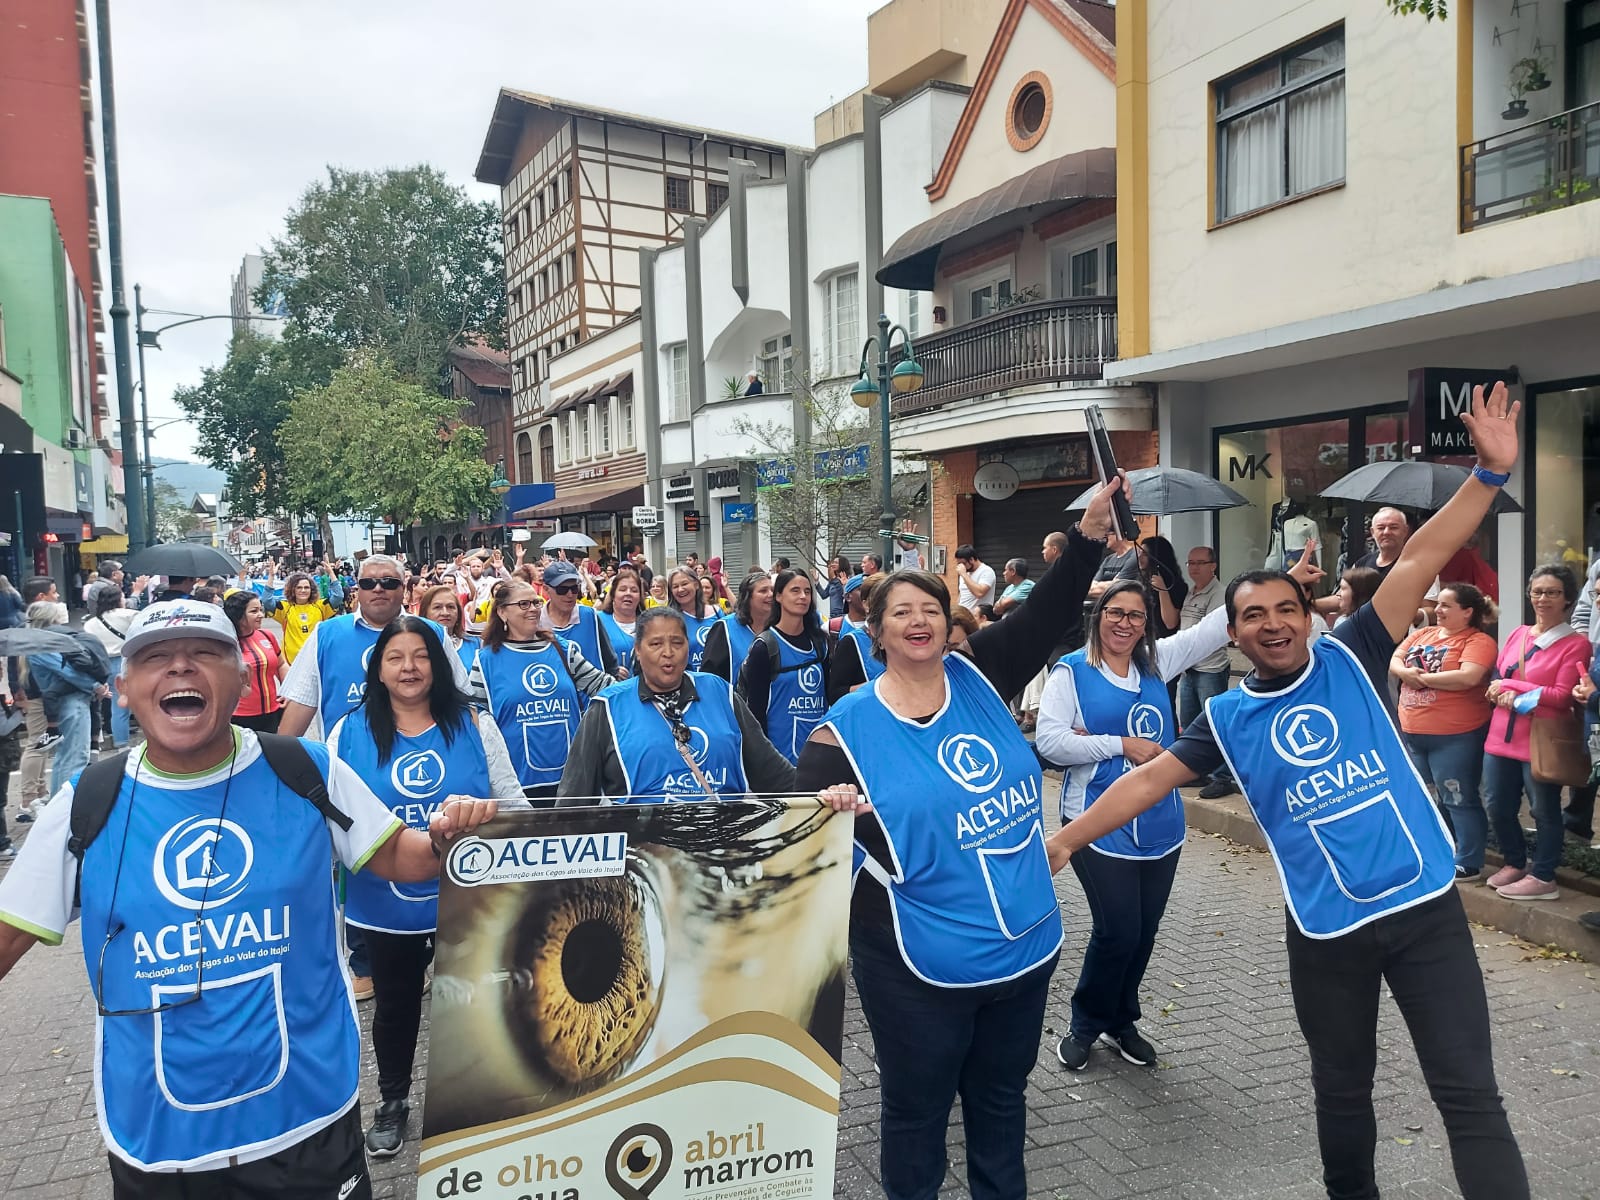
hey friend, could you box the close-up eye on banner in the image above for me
[417,799,853,1200]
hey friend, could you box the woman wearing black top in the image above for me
[699,571,774,684]
[800,478,1124,1200]
[736,569,829,763]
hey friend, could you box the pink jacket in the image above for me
[1486,624,1591,762]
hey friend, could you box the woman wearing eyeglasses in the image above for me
[472,580,611,803]
[1481,564,1591,901]
[699,571,774,685]
[1035,577,1235,1073]
[666,567,723,672]
[328,616,521,1158]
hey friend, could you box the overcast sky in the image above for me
[108,0,878,463]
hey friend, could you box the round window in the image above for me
[1014,84,1047,140]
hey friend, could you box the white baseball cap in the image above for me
[121,600,240,661]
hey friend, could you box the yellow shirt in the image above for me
[277,600,337,663]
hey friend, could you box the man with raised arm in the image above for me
[1046,383,1528,1200]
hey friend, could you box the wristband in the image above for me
[1472,464,1510,488]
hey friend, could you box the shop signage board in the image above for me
[631,505,661,529]
[722,502,756,524]
[972,461,1021,501]
[419,802,851,1200]
[683,509,701,532]
[1407,367,1515,463]
[664,474,695,502]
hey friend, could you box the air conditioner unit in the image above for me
[64,428,87,450]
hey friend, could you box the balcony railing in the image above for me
[894,297,1117,416]
[1460,100,1600,231]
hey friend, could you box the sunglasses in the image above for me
[551,584,580,595]
[356,577,404,591]
[98,923,204,1017]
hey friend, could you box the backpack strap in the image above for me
[68,751,132,910]
[761,627,830,677]
[257,732,353,832]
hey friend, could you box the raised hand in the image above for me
[1460,380,1520,476]
[1079,471,1131,542]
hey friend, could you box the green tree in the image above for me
[172,330,340,520]
[280,357,497,538]
[150,480,202,543]
[1386,0,1447,17]
[259,166,505,391]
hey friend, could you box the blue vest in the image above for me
[763,630,829,764]
[1205,635,1455,939]
[1058,653,1186,860]
[332,713,489,933]
[597,611,636,675]
[312,614,452,733]
[718,618,758,684]
[453,636,479,676]
[78,739,360,1170]
[826,654,1062,986]
[679,610,723,672]
[599,672,748,802]
[550,606,606,673]
[478,640,582,789]
[840,626,886,684]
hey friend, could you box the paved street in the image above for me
[1,782,1597,1198]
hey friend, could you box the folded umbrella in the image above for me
[1065,466,1250,515]
[1318,460,1522,515]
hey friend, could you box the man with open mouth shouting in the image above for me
[0,600,497,1199]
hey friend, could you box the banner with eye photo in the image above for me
[418,799,853,1200]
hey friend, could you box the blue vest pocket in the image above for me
[1307,791,1424,904]
[154,964,288,1111]
[975,821,1058,940]
[1131,791,1186,849]
[521,717,573,774]
[388,878,438,905]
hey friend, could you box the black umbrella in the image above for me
[1318,461,1522,515]
[124,542,245,579]
[1065,466,1250,515]
[0,627,83,656]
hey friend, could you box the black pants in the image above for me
[1068,845,1180,1043]
[364,928,434,1103]
[1285,889,1527,1200]
[851,924,1056,1200]
[231,710,282,734]
[107,1103,370,1199]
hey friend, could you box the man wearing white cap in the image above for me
[0,600,497,1198]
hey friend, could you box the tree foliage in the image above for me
[279,356,497,530]
[150,480,202,543]
[727,375,924,578]
[172,331,340,520]
[1386,0,1447,17]
[258,166,505,391]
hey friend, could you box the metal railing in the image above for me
[1460,100,1600,231]
[894,297,1118,416]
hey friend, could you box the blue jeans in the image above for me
[108,657,129,747]
[851,926,1056,1200]
[1402,725,1489,872]
[1069,845,1181,1042]
[1178,667,1234,784]
[50,694,91,794]
[1483,751,1564,881]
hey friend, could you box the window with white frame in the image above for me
[961,266,1013,321]
[759,334,794,392]
[579,405,592,458]
[563,251,577,291]
[621,396,635,448]
[1049,238,1118,299]
[907,291,922,337]
[597,397,611,453]
[822,271,858,375]
[559,411,573,461]
[1215,28,1346,222]
[666,344,690,421]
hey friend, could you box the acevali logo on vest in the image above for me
[797,663,823,694]
[391,749,447,800]
[937,733,1005,794]
[696,621,714,647]
[1271,704,1341,768]
[1126,703,1165,741]
[154,816,255,910]
[136,817,290,970]
[521,660,560,697]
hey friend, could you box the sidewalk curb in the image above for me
[1181,789,1600,958]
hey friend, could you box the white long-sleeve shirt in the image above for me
[1037,605,1232,821]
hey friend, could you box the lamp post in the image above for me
[133,292,285,551]
[489,458,512,549]
[851,313,924,570]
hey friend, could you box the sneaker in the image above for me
[0,845,14,863]
[351,975,374,1002]
[1102,1028,1158,1067]
[1055,1034,1092,1071]
[13,809,33,825]
[365,1099,409,1158]
[1484,865,1526,889]
[1455,866,1482,882]
[1496,875,1559,901]
[32,731,62,750]
[1579,911,1600,933]
[1197,778,1238,800]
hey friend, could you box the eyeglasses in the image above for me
[551,584,580,596]
[502,598,542,612]
[1102,606,1148,627]
[97,923,204,1017]
[1186,559,1216,567]
[1528,587,1567,599]
[356,577,404,591]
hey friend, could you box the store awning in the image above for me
[81,534,130,554]
[877,148,1116,291]
[516,482,644,519]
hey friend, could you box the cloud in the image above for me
[107,0,875,462]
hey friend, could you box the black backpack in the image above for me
[757,625,830,681]
[67,733,352,908]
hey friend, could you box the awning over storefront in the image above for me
[516,482,643,520]
[81,534,130,554]
[877,148,1117,291]
[548,372,634,416]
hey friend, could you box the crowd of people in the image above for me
[0,381,1590,1199]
